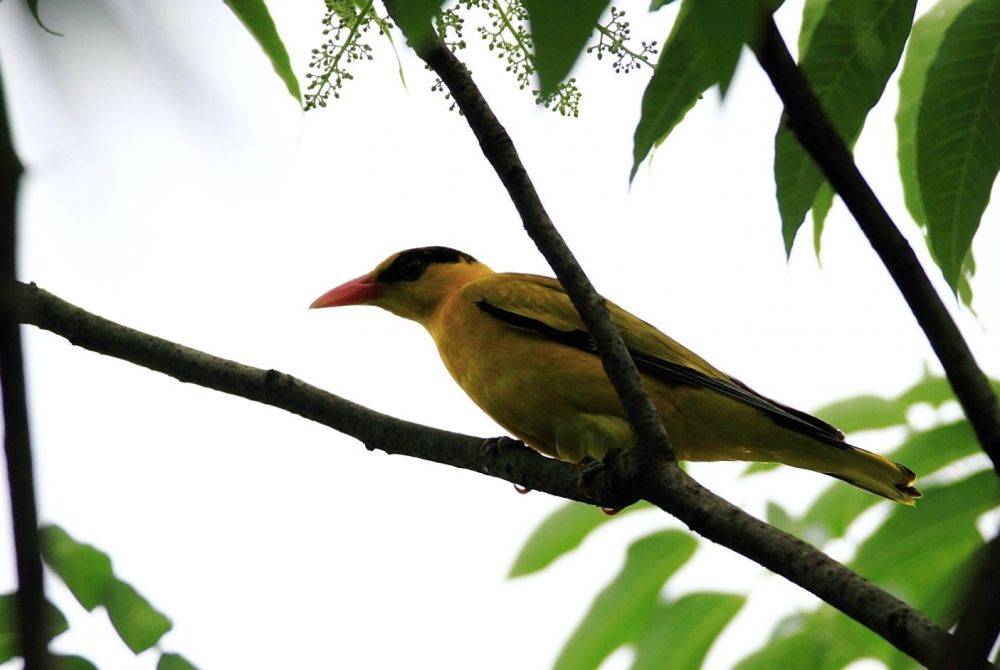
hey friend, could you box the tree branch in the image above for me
[0,62,51,670]
[10,282,597,506]
[379,11,967,669]
[750,18,1000,472]
[750,17,1000,666]
[13,279,969,668]
[420,28,674,464]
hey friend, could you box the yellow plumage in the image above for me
[311,247,920,504]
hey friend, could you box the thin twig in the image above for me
[381,9,968,668]
[0,65,50,669]
[750,17,1000,666]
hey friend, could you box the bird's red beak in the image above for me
[310,274,384,309]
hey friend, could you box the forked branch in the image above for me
[380,8,968,667]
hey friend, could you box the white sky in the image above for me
[0,0,997,668]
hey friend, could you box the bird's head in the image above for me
[310,246,491,324]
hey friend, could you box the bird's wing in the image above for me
[466,273,846,445]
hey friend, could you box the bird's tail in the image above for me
[805,442,923,505]
[773,438,921,504]
[822,446,921,504]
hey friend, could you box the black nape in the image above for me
[378,247,477,283]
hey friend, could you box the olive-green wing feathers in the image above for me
[466,273,846,446]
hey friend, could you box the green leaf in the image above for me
[523,0,609,97]
[891,420,980,477]
[800,480,884,542]
[735,608,884,669]
[41,525,175,653]
[798,428,980,544]
[904,81,980,300]
[765,501,807,537]
[632,593,745,670]
[103,580,172,653]
[896,0,970,230]
[798,0,832,53]
[910,540,987,633]
[957,248,976,308]
[915,0,1000,291]
[743,460,781,474]
[894,370,956,408]
[775,0,917,254]
[221,0,301,102]
[0,593,69,664]
[650,0,680,9]
[853,470,999,621]
[24,0,61,35]
[798,377,978,541]
[686,0,761,96]
[0,598,13,665]
[813,394,907,433]
[159,652,201,670]
[810,181,836,257]
[40,525,115,611]
[508,501,651,577]
[885,641,927,670]
[53,655,100,670]
[736,626,830,670]
[553,530,697,670]
[632,0,769,176]
[390,0,447,47]
[631,2,715,180]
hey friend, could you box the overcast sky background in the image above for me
[0,0,998,668]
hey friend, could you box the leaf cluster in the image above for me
[0,525,197,670]
[513,373,1000,669]
[355,0,997,300]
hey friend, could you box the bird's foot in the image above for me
[577,454,623,515]
[480,437,533,493]
[576,455,605,497]
[480,435,527,457]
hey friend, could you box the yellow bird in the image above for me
[311,247,920,504]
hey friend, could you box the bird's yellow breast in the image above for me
[422,279,634,461]
[422,274,799,465]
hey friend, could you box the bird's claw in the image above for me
[577,455,622,515]
[576,455,605,497]
[480,435,526,457]
[479,437,532,494]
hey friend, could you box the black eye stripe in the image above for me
[401,259,424,281]
[377,247,477,283]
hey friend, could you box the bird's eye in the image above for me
[401,259,425,281]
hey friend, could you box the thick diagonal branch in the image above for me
[382,12,967,669]
[11,282,598,505]
[751,18,1000,668]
